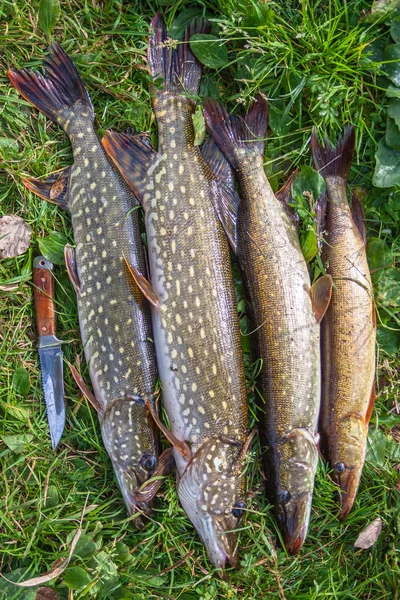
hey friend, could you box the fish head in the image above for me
[275,428,319,555]
[331,413,367,520]
[178,437,247,571]
[101,397,158,527]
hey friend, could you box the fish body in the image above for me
[9,45,162,524]
[104,16,249,569]
[311,127,376,519]
[204,98,332,553]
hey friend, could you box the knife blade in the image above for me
[33,256,66,449]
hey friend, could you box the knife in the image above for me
[33,256,66,449]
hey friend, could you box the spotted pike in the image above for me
[9,44,173,526]
[311,127,376,519]
[204,98,333,554]
[103,15,249,569]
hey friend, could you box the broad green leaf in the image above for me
[190,34,228,69]
[38,0,61,37]
[0,568,37,599]
[12,367,30,397]
[367,237,392,284]
[1,434,33,453]
[3,403,29,422]
[387,98,400,128]
[68,458,94,481]
[114,542,133,566]
[63,567,91,590]
[385,116,400,150]
[301,228,318,263]
[44,485,59,508]
[72,534,98,559]
[200,72,222,99]
[376,267,400,307]
[168,7,205,39]
[377,327,400,354]
[384,43,400,87]
[366,428,387,467]
[391,17,400,42]
[292,165,326,206]
[192,105,205,146]
[365,0,400,23]
[372,138,400,188]
[0,137,19,159]
[38,231,68,265]
[268,103,292,136]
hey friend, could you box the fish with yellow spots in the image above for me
[203,97,333,554]
[103,15,250,570]
[8,44,174,526]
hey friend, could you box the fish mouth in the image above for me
[277,493,311,555]
[203,517,239,571]
[336,468,360,520]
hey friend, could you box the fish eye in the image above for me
[277,490,290,504]
[232,501,246,519]
[140,453,157,472]
[334,462,346,474]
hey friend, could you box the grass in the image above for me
[0,0,400,598]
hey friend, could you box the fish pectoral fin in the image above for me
[366,385,376,424]
[66,359,104,416]
[209,179,241,253]
[145,399,192,462]
[22,167,71,211]
[122,254,161,311]
[64,245,81,294]
[102,131,156,206]
[310,274,333,323]
[350,189,367,245]
[134,447,175,503]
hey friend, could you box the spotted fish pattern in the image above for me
[204,97,333,554]
[311,127,376,520]
[103,15,249,569]
[9,44,161,525]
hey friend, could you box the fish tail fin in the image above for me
[311,125,355,182]
[8,43,93,130]
[148,13,211,97]
[203,95,268,169]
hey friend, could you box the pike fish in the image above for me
[103,15,249,569]
[9,44,173,526]
[311,127,376,519]
[204,97,332,554]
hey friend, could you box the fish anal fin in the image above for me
[64,244,81,294]
[210,180,241,253]
[365,386,376,425]
[310,274,333,323]
[66,359,104,416]
[134,447,175,503]
[22,167,71,210]
[102,131,156,205]
[145,399,192,462]
[122,253,161,311]
[350,190,367,245]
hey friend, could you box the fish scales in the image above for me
[204,98,332,554]
[9,44,161,524]
[312,127,376,519]
[103,15,249,570]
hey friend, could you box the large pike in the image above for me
[204,98,332,553]
[103,15,249,569]
[311,127,376,519]
[9,45,173,525]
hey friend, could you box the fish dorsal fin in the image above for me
[67,359,104,416]
[310,274,333,323]
[201,137,235,190]
[122,254,161,311]
[102,131,156,205]
[350,190,367,245]
[311,125,355,182]
[134,447,175,503]
[203,95,268,169]
[145,399,192,462]
[22,167,71,211]
[64,244,81,294]
[209,179,241,254]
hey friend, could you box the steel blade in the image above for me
[38,339,65,449]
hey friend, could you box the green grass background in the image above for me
[0,0,399,598]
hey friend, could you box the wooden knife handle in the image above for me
[33,256,56,337]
